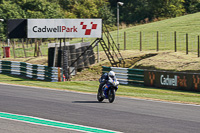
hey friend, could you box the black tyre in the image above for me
[97,88,104,102]
[108,89,115,103]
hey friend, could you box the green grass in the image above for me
[110,12,200,52]
[0,42,48,58]
[1,74,200,104]
[68,12,200,54]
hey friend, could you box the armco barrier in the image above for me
[103,66,200,92]
[0,60,62,82]
[102,66,144,85]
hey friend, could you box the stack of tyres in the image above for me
[48,42,95,74]
[76,48,84,71]
[64,46,71,67]
[48,47,55,67]
[88,46,95,65]
[69,45,76,67]
[81,46,90,68]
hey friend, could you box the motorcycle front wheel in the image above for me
[97,88,104,102]
[108,89,115,103]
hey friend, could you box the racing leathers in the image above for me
[98,72,117,98]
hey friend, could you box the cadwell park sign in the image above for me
[7,19,102,39]
[27,19,102,38]
[144,70,200,92]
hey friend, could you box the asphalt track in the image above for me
[0,83,200,133]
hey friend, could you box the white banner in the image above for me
[28,19,102,38]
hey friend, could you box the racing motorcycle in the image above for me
[97,77,119,103]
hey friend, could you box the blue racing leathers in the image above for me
[98,73,109,91]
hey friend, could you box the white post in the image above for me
[117,2,124,50]
[7,39,10,46]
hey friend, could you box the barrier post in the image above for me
[157,31,159,51]
[174,31,177,52]
[12,41,16,58]
[124,32,126,50]
[22,38,27,58]
[140,32,142,51]
[186,33,188,55]
[198,35,199,57]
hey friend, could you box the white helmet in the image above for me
[108,71,115,79]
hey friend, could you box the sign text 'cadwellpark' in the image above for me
[28,19,102,38]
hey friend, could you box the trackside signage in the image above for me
[144,70,200,92]
[27,19,102,38]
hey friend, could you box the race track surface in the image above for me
[0,83,200,133]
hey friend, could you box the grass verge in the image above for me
[1,74,200,105]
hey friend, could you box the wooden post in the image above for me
[0,40,1,58]
[186,33,188,55]
[26,39,28,48]
[140,31,142,51]
[124,32,126,50]
[198,35,199,57]
[22,39,27,58]
[3,46,5,58]
[34,39,38,57]
[31,39,33,47]
[174,31,177,52]
[157,31,159,51]
[12,41,16,58]
[38,39,43,56]
[37,40,40,57]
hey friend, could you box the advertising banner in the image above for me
[28,19,102,38]
[144,70,200,92]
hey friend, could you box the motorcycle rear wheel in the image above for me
[108,89,115,103]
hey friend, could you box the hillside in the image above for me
[1,13,200,81]
[108,12,200,51]
[62,12,200,80]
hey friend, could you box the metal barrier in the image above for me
[103,66,200,92]
[102,66,144,85]
[0,60,62,82]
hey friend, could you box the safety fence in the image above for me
[102,66,200,92]
[0,60,63,82]
[102,66,144,85]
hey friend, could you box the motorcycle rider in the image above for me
[98,71,118,98]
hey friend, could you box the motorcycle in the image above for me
[97,77,119,103]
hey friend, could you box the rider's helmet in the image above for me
[108,71,115,80]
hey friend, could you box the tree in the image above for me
[98,5,116,25]
[183,0,200,13]
[108,0,186,24]
[0,1,26,39]
[148,0,185,18]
